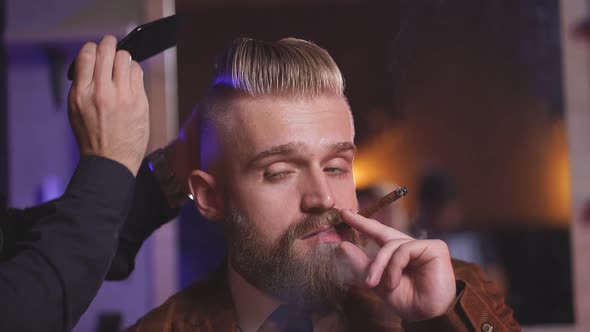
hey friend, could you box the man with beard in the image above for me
[126,37,520,332]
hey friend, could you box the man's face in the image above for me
[219,95,358,303]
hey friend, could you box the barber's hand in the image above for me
[68,35,149,176]
[339,209,456,322]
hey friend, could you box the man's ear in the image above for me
[188,169,225,220]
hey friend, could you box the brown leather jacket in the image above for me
[125,259,521,332]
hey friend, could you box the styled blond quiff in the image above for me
[212,37,345,97]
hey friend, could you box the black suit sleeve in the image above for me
[0,156,134,332]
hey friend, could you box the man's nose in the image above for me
[300,168,336,213]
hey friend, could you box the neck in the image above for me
[228,261,281,332]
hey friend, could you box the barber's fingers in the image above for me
[93,35,117,84]
[129,61,145,97]
[340,209,412,247]
[73,42,97,88]
[113,50,132,91]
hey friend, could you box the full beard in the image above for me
[224,203,349,305]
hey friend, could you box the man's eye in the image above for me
[324,167,347,175]
[264,171,293,181]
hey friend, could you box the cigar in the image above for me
[336,186,408,230]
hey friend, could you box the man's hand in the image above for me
[68,35,149,176]
[339,209,456,322]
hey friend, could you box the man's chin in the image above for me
[273,277,348,306]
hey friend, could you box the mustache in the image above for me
[284,208,343,243]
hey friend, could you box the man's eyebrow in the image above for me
[329,141,357,155]
[247,142,305,166]
[247,141,356,167]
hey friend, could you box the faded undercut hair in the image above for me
[198,37,347,170]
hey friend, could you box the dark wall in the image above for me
[493,229,573,324]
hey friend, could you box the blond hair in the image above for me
[198,37,347,169]
[212,37,344,97]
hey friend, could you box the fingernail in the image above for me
[129,55,132,64]
[365,273,372,284]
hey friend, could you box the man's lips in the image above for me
[301,225,335,240]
